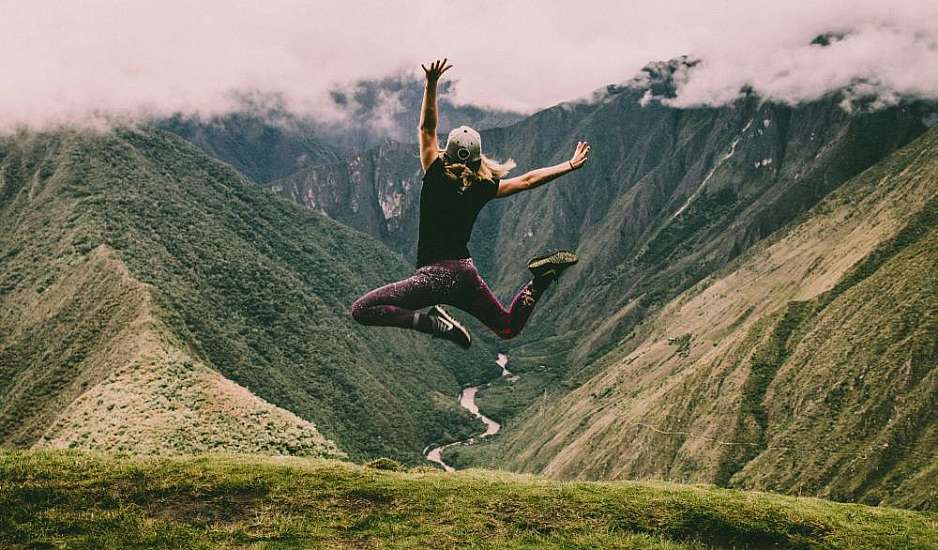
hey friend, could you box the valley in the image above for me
[1,57,935,519]
[257,64,937,510]
[4,3,938,547]
[426,354,510,472]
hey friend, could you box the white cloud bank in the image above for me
[0,0,936,128]
[666,16,938,110]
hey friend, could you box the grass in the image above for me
[1,450,936,549]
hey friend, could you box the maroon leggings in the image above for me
[350,258,545,340]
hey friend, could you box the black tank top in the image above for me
[416,156,500,267]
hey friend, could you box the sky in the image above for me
[1,0,937,128]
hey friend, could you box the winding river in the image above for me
[424,353,511,471]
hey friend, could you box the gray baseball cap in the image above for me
[444,125,481,165]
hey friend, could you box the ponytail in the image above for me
[439,151,516,191]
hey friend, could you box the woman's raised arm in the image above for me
[495,141,590,198]
[418,58,452,172]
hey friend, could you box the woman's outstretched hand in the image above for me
[421,58,453,84]
[569,140,591,170]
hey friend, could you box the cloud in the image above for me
[0,0,936,129]
[663,13,938,109]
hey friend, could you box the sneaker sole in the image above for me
[430,306,471,349]
[527,250,578,270]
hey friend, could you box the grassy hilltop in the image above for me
[2,450,936,549]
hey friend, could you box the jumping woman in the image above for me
[351,58,590,348]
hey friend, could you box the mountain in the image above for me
[161,76,526,184]
[4,451,936,548]
[269,139,423,260]
[268,61,934,360]
[263,58,936,509]
[4,52,933,513]
[157,110,342,184]
[466,84,932,374]
[0,127,497,463]
[454,125,938,511]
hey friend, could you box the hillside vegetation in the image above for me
[271,140,422,257]
[0,128,496,463]
[2,451,936,549]
[458,125,938,510]
[158,111,342,184]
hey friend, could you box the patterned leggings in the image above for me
[350,258,545,340]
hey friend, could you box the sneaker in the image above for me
[427,305,471,349]
[527,250,578,282]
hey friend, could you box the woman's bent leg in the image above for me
[350,271,444,333]
[456,261,549,340]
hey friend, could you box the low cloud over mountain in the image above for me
[1,0,936,129]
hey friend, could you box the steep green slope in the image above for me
[2,451,936,549]
[0,128,496,463]
[484,87,931,372]
[0,242,342,458]
[460,126,938,510]
[727,195,937,510]
[158,111,342,183]
[270,139,424,259]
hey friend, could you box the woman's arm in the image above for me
[418,58,452,172]
[495,141,590,198]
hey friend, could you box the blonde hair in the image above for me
[438,151,517,191]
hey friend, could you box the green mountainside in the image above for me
[2,57,935,522]
[2,451,935,549]
[270,139,423,258]
[260,60,936,509]
[0,128,497,463]
[158,111,343,184]
[484,91,930,365]
[264,71,936,508]
[453,125,938,510]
